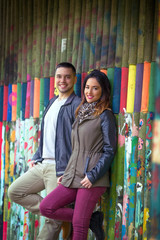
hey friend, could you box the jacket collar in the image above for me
[50,92,76,106]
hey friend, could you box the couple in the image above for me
[8,62,117,240]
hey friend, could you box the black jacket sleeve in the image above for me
[86,110,117,184]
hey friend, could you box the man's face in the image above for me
[55,67,76,95]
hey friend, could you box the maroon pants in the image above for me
[40,184,106,240]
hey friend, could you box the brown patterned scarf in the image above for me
[77,102,97,123]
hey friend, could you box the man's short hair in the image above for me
[55,62,76,76]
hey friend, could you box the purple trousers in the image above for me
[40,184,106,240]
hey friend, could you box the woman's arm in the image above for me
[86,110,117,184]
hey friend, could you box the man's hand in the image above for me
[28,161,35,168]
[57,176,63,185]
[81,175,92,188]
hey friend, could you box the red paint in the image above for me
[24,142,28,149]
[35,219,39,228]
[8,201,11,210]
[3,221,8,240]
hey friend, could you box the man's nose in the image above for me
[60,77,66,82]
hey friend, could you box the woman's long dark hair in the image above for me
[75,69,111,116]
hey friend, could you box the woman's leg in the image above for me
[72,187,106,240]
[40,184,77,222]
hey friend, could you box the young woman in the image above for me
[40,69,117,240]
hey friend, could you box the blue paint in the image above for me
[44,78,50,107]
[112,67,121,113]
[21,82,27,120]
[0,86,4,121]
[7,84,12,121]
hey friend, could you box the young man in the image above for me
[8,62,81,240]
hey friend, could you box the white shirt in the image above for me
[42,97,67,159]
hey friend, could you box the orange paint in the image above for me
[141,62,151,112]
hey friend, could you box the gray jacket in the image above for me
[32,92,81,176]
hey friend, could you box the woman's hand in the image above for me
[57,176,63,185]
[81,175,92,188]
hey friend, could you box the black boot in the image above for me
[89,211,105,240]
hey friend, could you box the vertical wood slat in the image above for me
[67,0,75,63]
[17,0,23,83]
[95,0,104,69]
[122,0,131,67]
[126,65,136,113]
[128,0,139,65]
[115,0,125,68]
[77,0,86,73]
[43,0,54,77]
[82,0,92,72]
[72,0,82,70]
[144,0,155,62]
[27,0,33,81]
[35,0,42,78]
[21,0,27,82]
[40,0,48,77]
[60,0,69,62]
[100,0,111,69]
[107,0,118,68]
[137,0,146,64]
[49,0,59,76]
[89,0,98,70]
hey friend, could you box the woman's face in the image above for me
[84,77,102,103]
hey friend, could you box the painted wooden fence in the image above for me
[0,0,159,239]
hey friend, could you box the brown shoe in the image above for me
[61,221,72,240]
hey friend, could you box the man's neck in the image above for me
[58,91,73,100]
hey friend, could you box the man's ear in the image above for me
[74,76,77,84]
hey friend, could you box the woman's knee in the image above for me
[39,199,56,217]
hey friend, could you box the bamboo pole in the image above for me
[100,0,111,69]
[107,0,118,68]
[137,0,146,64]
[115,0,125,68]
[95,0,104,69]
[67,0,75,63]
[128,0,139,65]
[89,0,97,70]
[82,0,92,72]
[49,0,59,76]
[72,0,82,70]
[122,0,131,67]
[44,0,54,77]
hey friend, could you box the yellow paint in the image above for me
[143,208,150,233]
[128,222,134,239]
[54,79,59,96]
[10,129,15,142]
[126,65,136,113]
[5,139,9,183]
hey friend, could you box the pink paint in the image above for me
[3,221,7,240]
[118,134,125,147]
[115,221,120,238]
[8,92,17,106]
[24,142,28,149]
[27,74,31,82]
